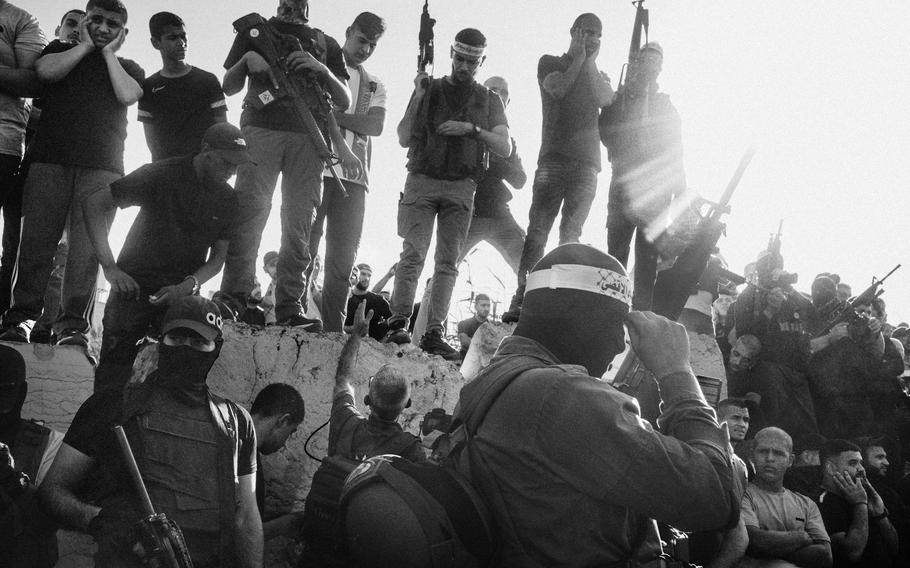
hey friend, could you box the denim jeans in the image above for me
[516,160,597,288]
[2,163,118,334]
[389,173,474,333]
[219,126,324,321]
[308,178,366,332]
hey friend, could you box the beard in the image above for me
[355,281,369,292]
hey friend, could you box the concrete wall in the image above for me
[10,322,467,567]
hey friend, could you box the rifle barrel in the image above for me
[714,146,757,215]
[114,426,157,517]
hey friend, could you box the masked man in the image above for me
[38,296,263,567]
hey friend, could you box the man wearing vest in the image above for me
[0,344,62,567]
[309,11,387,333]
[39,296,263,567]
[454,244,741,566]
[217,0,350,330]
[386,28,511,359]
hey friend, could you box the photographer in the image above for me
[732,252,811,359]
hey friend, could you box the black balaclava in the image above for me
[152,338,224,406]
[514,244,631,378]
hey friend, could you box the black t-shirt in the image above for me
[817,490,895,568]
[223,18,347,132]
[327,390,425,463]
[138,67,227,161]
[457,316,484,340]
[111,156,238,293]
[28,40,145,174]
[537,53,602,170]
[345,291,392,341]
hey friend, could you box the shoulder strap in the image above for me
[207,392,239,562]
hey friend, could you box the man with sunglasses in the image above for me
[385,27,511,359]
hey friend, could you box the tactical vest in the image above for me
[123,386,239,566]
[407,78,493,181]
[11,420,51,482]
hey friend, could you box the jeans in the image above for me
[94,292,166,392]
[308,178,366,332]
[389,173,474,333]
[2,163,118,334]
[219,126,323,321]
[0,153,23,313]
[515,160,598,288]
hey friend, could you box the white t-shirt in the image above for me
[325,63,386,188]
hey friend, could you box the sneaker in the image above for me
[56,328,88,348]
[419,329,460,360]
[29,327,53,344]
[239,305,266,326]
[211,293,239,321]
[0,323,30,343]
[276,314,323,332]
[382,328,412,345]
[501,287,524,324]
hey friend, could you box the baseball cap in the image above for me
[718,393,761,413]
[264,251,279,265]
[202,123,254,165]
[161,296,224,341]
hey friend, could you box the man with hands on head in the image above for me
[502,13,613,322]
[84,122,250,393]
[0,0,144,349]
[816,439,899,567]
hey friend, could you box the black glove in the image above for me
[88,507,138,556]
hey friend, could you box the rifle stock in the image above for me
[232,13,347,197]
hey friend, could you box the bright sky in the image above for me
[29,0,910,325]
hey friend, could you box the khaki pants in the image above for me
[389,173,474,333]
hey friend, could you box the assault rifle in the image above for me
[613,148,756,413]
[232,13,347,197]
[417,1,436,85]
[617,0,649,93]
[114,426,194,568]
[650,147,757,320]
[813,264,901,338]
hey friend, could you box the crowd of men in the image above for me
[0,0,908,566]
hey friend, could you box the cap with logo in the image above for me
[162,296,225,341]
[202,122,255,165]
